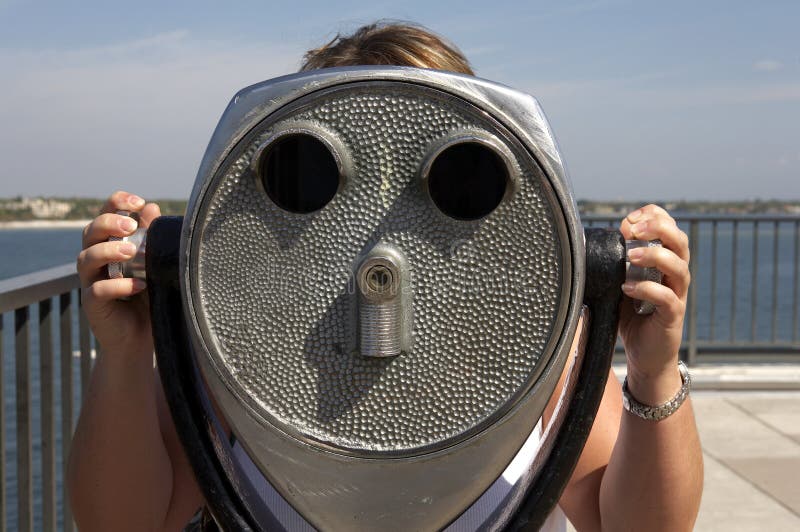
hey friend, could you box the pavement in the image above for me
[563,365,800,531]
[691,390,800,531]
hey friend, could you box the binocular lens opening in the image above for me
[259,133,340,214]
[427,142,508,220]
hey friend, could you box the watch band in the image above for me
[622,361,691,421]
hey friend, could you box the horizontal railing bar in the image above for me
[614,343,800,354]
[0,264,78,313]
[613,352,800,363]
[582,213,800,223]
[693,343,800,352]
[690,353,800,365]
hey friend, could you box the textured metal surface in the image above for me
[191,82,565,456]
[179,68,586,530]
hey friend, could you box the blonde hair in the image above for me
[301,21,474,75]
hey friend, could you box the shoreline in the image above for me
[0,219,90,229]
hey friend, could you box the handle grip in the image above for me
[626,239,663,315]
[107,210,148,280]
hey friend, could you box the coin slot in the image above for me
[425,141,509,220]
[257,133,341,214]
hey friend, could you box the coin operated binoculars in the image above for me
[113,67,660,531]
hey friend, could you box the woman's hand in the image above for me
[77,191,161,356]
[618,204,690,405]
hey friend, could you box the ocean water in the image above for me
[0,227,84,281]
[0,221,799,530]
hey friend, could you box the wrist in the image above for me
[625,360,684,406]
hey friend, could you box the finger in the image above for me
[99,191,146,215]
[77,241,139,286]
[621,280,685,321]
[626,204,670,224]
[82,213,139,248]
[137,202,162,229]
[627,246,690,299]
[620,204,677,242]
[84,278,147,303]
[620,204,671,238]
[621,213,689,262]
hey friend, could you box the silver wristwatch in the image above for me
[622,361,691,421]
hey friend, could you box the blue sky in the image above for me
[0,0,797,200]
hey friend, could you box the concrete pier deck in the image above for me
[565,366,800,531]
[692,390,800,530]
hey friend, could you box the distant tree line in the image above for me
[0,197,188,221]
[1,197,799,221]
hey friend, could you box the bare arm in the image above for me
[68,341,172,531]
[554,205,703,531]
[67,192,203,531]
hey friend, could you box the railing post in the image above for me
[59,292,74,532]
[751,221,759,342]
[687,220,699,365]
[14,307,32,532]
[730,220,739,343]
[709,220,718,342]
[39,298,56,532]
[794,220,799,344]
[0,313,5,532]
[78,291,92,401]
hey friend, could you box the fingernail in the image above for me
[627,209,643,223]
[622,282,635,292]
[132,279,147,291]
[628,247,645,260]
[120,217,138,232]
[119,242,137,256]
[128,195,145,208]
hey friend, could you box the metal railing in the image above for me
[0,213,798,530]
[0,264,92,532]
[584,213,800,364]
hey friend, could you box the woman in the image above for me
[69,22,703,531]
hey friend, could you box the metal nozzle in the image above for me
[357,250,407,357]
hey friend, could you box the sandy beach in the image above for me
[0,219,91,229]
